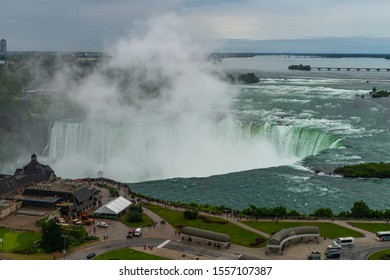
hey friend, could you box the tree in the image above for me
[40,220,66,253]
[312,208,334,218]
[183,210,198,220]
[269,206,287,218]
[351,200,371,218]
[287,210,301,218]
[127,204,143,223]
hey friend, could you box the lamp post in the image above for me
[61,235,67,260]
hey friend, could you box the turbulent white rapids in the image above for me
[47,120,341,181]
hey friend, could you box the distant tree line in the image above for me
[288,64,311,71]
[237,73,260,84]
[242,200,390,220]
[216,72,259,84]
[334,162,390,178]
[136,193,390,220]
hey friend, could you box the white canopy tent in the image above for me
[94,196,132,217]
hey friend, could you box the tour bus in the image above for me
[376,231,390,241]
[333,237,355,247]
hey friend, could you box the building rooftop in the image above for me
[25,180,90,193]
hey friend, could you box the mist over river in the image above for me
[128,56,390,213]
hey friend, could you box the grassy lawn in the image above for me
[348,222,390,233]
[367,249,390,260]
[145,204,267,247]
[242,221,364,239]
[120,213,154,228]
[94,248,169,260]
[0,227,41,251]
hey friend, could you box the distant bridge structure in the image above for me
[311,67,390,72]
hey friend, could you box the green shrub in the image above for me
[183,210,198,220]
[126,204,144,223]
[381,253,390,260]
[249,238,266,247]
[127,211,143,223]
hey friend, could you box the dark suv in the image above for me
[86,252,96,259]
[326,251,340,260]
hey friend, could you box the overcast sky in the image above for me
[2,0,390,52]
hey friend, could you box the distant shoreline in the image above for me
[5,51,390,59]
[213,53,390,59]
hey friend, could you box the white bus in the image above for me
[376,231,390,241]
[333,237,355,247]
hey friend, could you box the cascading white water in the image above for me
[247,123,342,158]
[47,120,341,181]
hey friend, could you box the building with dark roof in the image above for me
[1,154,100,218]
[18,179,100,216]
[14,153,56,181]
[0,153,56,196]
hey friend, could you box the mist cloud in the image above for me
[48,14,294,181]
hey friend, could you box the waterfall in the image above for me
[247,122,342,158]
[47,120,342,181]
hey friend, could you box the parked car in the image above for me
[126,231,133,238]
[86,252,96,259]
[97,222,108,228]
[134,228,142,237]
[326,251,341,260]
[328,243,341,249]
[325,247,340,255]
[307,251,321,260]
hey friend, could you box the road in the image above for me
[66,238,166,260]
[341,243,390,260]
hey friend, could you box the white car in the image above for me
[134,228,142,236]
[330,242,342,248]
[97,222,108,228]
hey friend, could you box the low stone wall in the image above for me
[0,201,23,219]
